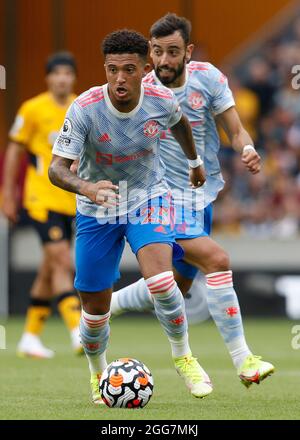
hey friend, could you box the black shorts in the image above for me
[25,210,74,244]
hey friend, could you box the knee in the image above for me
[79,290,111,315]
[37,264,51,283]
[209,250,230,273]
[81,302,108,315]
[46,244,73,273]
[34,258,52,285]
[55,252,73,272]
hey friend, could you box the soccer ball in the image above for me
[99,358,154,408]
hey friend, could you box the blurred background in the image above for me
[0,0,300,320]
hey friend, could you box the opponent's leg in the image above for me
[45,239,82,354]
[17,255,54,359]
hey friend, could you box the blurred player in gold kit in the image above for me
[2,52,82,358]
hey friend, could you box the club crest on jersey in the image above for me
[188,92,204,110]
[143,120,159,138]
[62,118,72,136]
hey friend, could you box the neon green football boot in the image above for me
[90,373,105,405]
[238,355,275,388]
[174,353,213,398]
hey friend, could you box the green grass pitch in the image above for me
[0,316,299,420]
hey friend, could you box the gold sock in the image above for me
[57,293,81,331]
[24,300,52,335]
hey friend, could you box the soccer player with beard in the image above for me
[110,14,275,389]
[49,29,214,404]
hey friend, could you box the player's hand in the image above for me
[1,196,19,223]
[82,180,120,207]
[189,165,206,188]
[70,159,79,174]
[241,147,261,174]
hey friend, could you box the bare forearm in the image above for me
[48,155,88,196]
[230,127,254,154]
[2,142,25,197]
[170,114,198,160]
[49,155,120,206]
[216,107,254,153]
[216,107,260,174]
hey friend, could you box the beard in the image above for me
[155,57,186,85]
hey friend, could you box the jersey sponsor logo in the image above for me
[96,152,113,165]
[98,133,111,143]
[143,120,159,138]
[96,149,153,166]
[188,92,204,110]
[62,118,72,136]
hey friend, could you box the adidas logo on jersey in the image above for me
[98,133,111,143]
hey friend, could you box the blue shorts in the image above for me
[74,194,183,292]
[173,204,213,280]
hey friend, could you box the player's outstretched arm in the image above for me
[170,114,206,188]
[48,155,120,207]
[2,141,26,223]
[216,106,261,174]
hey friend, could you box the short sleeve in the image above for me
[210,66,235,116]
[166,94,183,128]
[52,101,90,160]
[9,101,35,145]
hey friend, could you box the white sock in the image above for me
[227,336,252,369]
[87,350,108,374]
[80,310,110,374]
[111,278,153,315]
[168,334,191,358]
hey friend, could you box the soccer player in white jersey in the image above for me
[48,29,213,404]
[110,14,275,388]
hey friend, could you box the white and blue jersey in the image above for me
[52,82,184,292]
[53,83,182,220]
[144,62,235,280]
[143,61,235,211]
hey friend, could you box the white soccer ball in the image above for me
[99,358,154,408]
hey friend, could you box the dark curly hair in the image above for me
[150,13,191,45]
[102,30,148,60]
